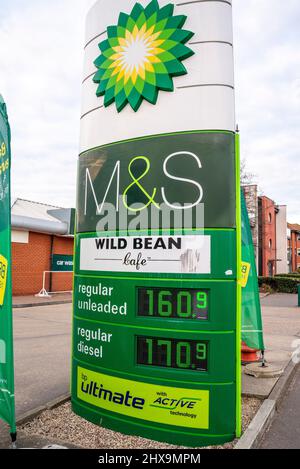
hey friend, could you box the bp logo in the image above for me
[93,0,195,113]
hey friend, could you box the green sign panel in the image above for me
[72,131,241,447]
[77,133,236,232]
[0,95,16,437]
[52,254,74,272]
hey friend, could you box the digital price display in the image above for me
[137,288,209,320]
[137,336,208,372]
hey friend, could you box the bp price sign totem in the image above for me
[72,0,241,446]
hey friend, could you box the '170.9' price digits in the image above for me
[137,336,208,372]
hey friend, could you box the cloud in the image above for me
[0,0,299,223]
[233,0,300,222]
[0,0,95,207]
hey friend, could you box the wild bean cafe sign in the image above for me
[72,0,241,447]
[80,235,211,274]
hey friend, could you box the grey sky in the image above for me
[0,0,299,221]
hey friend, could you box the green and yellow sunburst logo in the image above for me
[93,0,195,112]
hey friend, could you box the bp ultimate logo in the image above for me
[93,0,195,112]
[77,367,209,429]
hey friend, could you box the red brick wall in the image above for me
[12,232,74,296]
[12,232,51,296]
[52,236,74,292]
[291,232,296,272]
[290,231,300,272]
[259,197,277,276]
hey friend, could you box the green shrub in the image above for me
[275,273,300,278]
[260,282,274,294]
[259,276,299,294]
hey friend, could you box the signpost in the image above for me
[72,0,241,446]
[0,95,16,442]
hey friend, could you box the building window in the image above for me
[297,249,300,257]
[268,213,272,223]
[269,239,272,249]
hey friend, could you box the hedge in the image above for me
[275,273,300,279]
[259,276,299,294]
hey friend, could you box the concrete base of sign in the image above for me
[242,372,278,399]
[245,363,283,379]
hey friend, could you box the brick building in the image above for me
[258,196,277,277]
[287,223,300,273]
[242,186,288,277]
[242,185,259,263]
[11,199,74,296]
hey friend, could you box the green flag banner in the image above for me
[241,190,265,351]
[0,95,16,436]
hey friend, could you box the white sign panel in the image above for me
[80,0,234,152]
[80,235,211,274]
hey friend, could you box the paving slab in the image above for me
[13,303,72,416]
[261,293,298,308]
[242,372,278,399]
[1,415,80,449]
[242,299,300,399]
[0,428,78,449]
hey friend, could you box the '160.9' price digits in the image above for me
[138,287,209,320]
